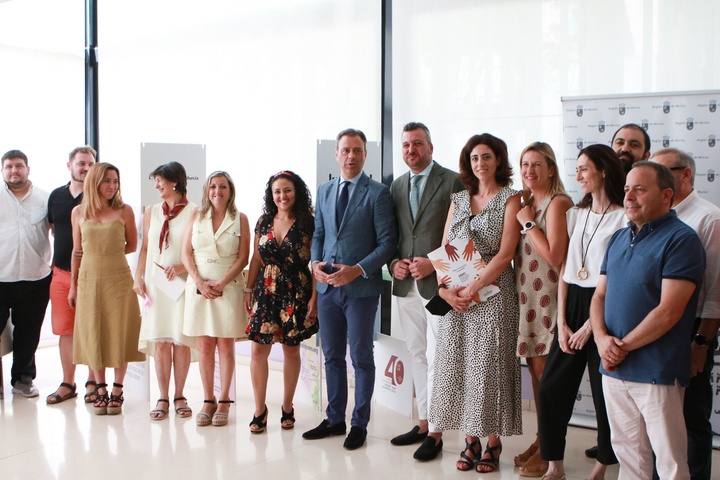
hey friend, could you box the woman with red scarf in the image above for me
[134,162,199,421]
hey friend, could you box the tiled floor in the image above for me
[1,345,716,480]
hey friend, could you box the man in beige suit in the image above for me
[388,122,463,461]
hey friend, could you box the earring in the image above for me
[172,186,176,191]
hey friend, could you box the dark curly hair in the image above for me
[262,170,314,234]
[576,144,625,209]
[458,133,514,194]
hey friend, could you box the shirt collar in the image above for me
[410,161,434,179]
[628,210,677,238]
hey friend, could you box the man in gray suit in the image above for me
[388,122,463,460]
[302,128,398,450]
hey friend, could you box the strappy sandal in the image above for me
[456,438,482,471]
[150,399,169,421]
[196,399,217,427]
[477,441,502,474]
[249,405,268,433]
[280,405,295,429]
[212,400,234,427]
[173,396,192,418]
[107,383,124,415]
[46,382,78,405]
[84,380,98,403]
[93,383,109,415]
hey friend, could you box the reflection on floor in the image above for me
[1,345,717,480]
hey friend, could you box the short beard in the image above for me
[71,173,85,183]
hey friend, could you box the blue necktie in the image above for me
[336,181,348,227]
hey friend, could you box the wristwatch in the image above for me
[521,221,536,235]
[693,334,712,346]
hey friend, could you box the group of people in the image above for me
[382,122,717,480]
[1,121,717,479]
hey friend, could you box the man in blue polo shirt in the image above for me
[590,161,705,480]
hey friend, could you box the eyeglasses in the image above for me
[668,166,687,171]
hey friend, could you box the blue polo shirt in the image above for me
[600,210,705,387]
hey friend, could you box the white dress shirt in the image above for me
[0,182,51,281]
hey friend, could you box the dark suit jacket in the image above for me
[390,161,464,300]
[312,172,398,298]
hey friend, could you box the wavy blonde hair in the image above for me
[81,163,124,219]
[518,142,568,205]
[199,171,237,220]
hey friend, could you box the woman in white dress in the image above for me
[182,171,250,427]
[134,162,199,420]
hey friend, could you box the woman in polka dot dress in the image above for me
[429,133,522,474]
[513,142,573,477]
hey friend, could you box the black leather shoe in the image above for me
[391,425,428,446]
[585,445,598,459]
[343,426,367,450]
[413,437,443,461]
[302,419,347,440]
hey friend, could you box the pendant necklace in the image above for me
[578,202,612,280]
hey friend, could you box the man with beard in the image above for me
[45,146,98,405]
[0,150,52,398]
[611,123,651,173]
[388,122,463,460]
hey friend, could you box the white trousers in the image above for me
[602,375,690,480]
[394,281,439,431]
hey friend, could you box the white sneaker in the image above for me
[12,380,39,398]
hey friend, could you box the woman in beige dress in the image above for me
[69,163,143,416]
[182,171,250,427]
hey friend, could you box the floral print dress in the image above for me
[246,215,317,345]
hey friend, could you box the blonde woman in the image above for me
[182,171,250,427]
[513,142,573,476]
[69,163,143,415]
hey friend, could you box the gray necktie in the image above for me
[409,175,421,221]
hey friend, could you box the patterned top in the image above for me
[515,195,566,357]
[246,215,318,345]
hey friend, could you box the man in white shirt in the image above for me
[0,150,52,398]
[651,148,719,480]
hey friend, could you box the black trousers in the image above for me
[0,274,51,385]
[537,284,617,465]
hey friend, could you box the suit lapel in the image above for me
[413,163,442,226]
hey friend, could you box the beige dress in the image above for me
[74,220,144,370]
[183,210,248,339]
[138,202,200,358]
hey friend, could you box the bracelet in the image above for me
[243,288,252,293]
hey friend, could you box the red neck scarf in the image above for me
[159,196,189,252]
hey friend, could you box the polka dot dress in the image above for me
[428,188,522,438]
[515,195,563,358]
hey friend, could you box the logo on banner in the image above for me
[663,101,671,114]
[710,135,716,148]
[687,118,694,130]
[576,138,584,150]
[663,136,671,148]
[576,105,584,117]
[708,170,716,183]
[641,119,649,131]
[619,103,626,115]
[598,121,605,133]
[710,100,717,113]
[384,355,405,386]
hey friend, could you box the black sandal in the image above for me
[476,441,502,473]
[46,382,78,405]
[280,405,295,429]
[249,405,268,433]
[84,380,98,403]
[456,438,481,471]
[93,383,109,415]
[107,382,124,416]
[150,399,169,421]
[174,396,192,418]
